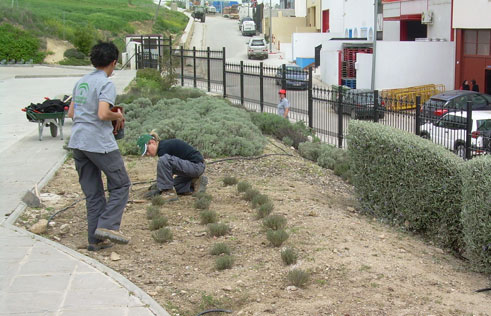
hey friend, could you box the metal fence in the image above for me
[137,42,491,160]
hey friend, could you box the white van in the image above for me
[242,20,256,36]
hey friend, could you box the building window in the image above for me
[464,29,490,56]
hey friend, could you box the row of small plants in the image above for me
[147,196,173,243]
[193,191,234,271]
[225,176,310,288]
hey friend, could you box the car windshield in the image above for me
[251,40,265,46]
[348,93,374,104]
[436,114,467,129]
[424,98,447,108]
[285,66,302,72]
[477,119,491,131]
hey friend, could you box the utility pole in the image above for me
[370,0,378,90]
[269,0,272,52]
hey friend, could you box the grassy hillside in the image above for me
[0,0,188,62]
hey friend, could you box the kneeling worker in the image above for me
[137,132,207,200]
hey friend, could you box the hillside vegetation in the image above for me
[0,0,188,62]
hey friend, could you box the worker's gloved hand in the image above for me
[144,189,161,200]
[148,183,157,191]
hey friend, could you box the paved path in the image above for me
[0,65,169,316]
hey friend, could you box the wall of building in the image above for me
[343,0,375,39]
[382,0,452,41]
[453,0,491,28]
[320,40,455,90]
[270,16,312,44]
[295,0,307,17]
[291,32,334,60]
[320,0,343,34]
[306,0,321,31]
[356,53,373,89]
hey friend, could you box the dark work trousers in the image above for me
[72,149,131,244]
[157,154,205,194]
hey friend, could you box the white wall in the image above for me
[319,40,455,90]
[453,0,491,28]
[383,21,400,41]
[321,0,343,34]
[374,41,455,90]
[295,0,307,17]
[356,53,372,89]
[291,32,340,60]
[343,0,375,38]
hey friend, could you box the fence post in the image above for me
[240,61,244,105]
[373,90,379,123]
[157,36,161,70]
[281,64,286,90]
[415,95,421,135]
[180,46,184,86]
[207,47,211,92]
[193,46,197,88]
[308,67,313,129]
[147,36,152,69]
[466,99,472,160]
[169,35,173,69]
[337,85,344,148]
[260,62,264,112]
[222,47,226,98]
[134,43,138,70]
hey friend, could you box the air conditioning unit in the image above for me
[421,11,433,24]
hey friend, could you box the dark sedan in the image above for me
[332,89,385,120]
[421,90,491,124]
[275,65,308,90]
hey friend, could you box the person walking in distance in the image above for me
[471,79,480,92]
[67,42,131,250]
[277,89,290,118]
[137,131,207,200]
[461,80,470,90]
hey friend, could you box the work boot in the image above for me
[144,188,162,199]
[94,228,130,245]
[160,189,179,202]
[148,183,157,191]
[87,239,113,252]
[192,175,208,194]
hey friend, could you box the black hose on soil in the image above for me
[196,309,232,316]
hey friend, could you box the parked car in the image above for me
[275,64,308,90]
[421,90,491,124]
[207,6,216,14]
[247,37,268,60]
[241,20,256,36]
[420,110,491,157]
[239,16,253,30]
[332,89,385,120]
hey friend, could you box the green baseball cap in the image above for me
[137,134,153,156]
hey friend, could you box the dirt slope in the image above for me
[18,140,491,316]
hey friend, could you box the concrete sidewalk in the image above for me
[0,66,169,315]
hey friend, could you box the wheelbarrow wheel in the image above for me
[49,122,58,137]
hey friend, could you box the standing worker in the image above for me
[277,89,290,119]
[68,42,131,250]
[137,131,207,200]
[471,79,480,92]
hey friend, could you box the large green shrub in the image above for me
[348,121,464,252]
[118,96,265,157]
[298,142,351,181]
[73,25,96,55]
[249,112,315,149]
[461,156,491,273]
[0,24,45,63]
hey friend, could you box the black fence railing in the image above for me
[136,42,491,159]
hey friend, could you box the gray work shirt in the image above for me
[68,70,118,154]
[277,97,290,117]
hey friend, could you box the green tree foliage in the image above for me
[0,24,45,63]
[73,25,96,56]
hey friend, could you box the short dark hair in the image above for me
[90,42,119,68]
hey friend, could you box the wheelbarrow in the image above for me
[21,96,71,141]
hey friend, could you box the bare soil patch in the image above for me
[44,38,74,64]
[18,140,491,316]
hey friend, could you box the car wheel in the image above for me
[350,108,357,119]
[455,143,466,158]
[420,132,430,140]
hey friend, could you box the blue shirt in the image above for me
[68,70,118,153]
